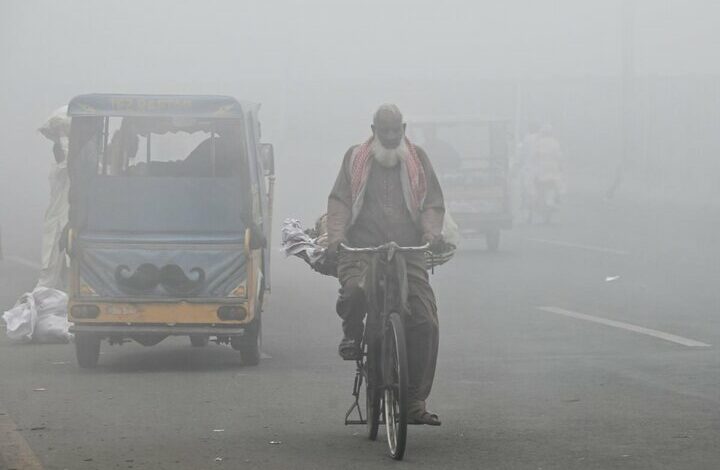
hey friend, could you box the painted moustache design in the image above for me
[114,264,206,295]
[114,263,160,294]
[159,264,206,296]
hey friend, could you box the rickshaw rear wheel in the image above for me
[75,333,101,368]
[231,317,261,366]
[190,335,209,347]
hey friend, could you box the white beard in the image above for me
[371,138,409,168]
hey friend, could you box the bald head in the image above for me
[373,104,403,126]
[371,104,406,149]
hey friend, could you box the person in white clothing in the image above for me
[37,106,71,289]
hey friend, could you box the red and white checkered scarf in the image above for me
[350,136,427,218]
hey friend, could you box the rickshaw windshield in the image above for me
[71,116,248,178]
[68,116,252,235]
[409,121,509,174]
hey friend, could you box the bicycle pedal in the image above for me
[339,350,360,360]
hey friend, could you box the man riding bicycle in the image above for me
[327,104,445,426]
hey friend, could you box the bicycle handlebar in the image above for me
[338,242,431,254]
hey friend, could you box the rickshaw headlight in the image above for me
[71,304,100,318]
[217,305,247,321]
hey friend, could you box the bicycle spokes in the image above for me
[383,313,408,460]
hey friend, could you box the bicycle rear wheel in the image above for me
[383,312,408,460]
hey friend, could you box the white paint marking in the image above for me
[538,306,711,348]
[527,238,630,256]
[0,407,44,470]
[2,255,41,270]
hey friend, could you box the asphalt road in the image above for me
[1,189,719,470]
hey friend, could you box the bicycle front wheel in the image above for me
[383,312,408,460]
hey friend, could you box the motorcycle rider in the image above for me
[527,123,564,222]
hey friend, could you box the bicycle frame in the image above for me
[341,242,430,459]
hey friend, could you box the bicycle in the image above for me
[341,241,432,460]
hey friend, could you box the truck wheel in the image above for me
[231,318,261,366]
[190,335,209,347]
[486,230,501,252]
[75,334,101,368]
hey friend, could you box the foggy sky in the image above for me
[1,0,719,253]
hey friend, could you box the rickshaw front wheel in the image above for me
[75,333,101,368]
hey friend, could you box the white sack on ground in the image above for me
[2,287,71,343]
[2,292,37,342]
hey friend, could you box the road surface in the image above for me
[1,188,719,469]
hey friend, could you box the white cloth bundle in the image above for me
[2,287,72,343]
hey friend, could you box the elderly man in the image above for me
[327,104,445,425]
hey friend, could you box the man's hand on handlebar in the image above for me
[326,238,346,264]
[422,233,447,254]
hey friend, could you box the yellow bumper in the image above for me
[68,301,254,326]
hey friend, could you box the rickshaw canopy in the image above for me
[67,94,258,119]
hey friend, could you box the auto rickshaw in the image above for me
[409,116,513,251]
[65,94,275,367]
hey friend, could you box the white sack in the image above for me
[2,292,37,343]
[442,211,460,248]
[2,287,71,343]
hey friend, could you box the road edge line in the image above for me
[526,238,630,256]
[537,306,711,348]
[0,407,44,470]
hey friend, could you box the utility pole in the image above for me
[607,0,636,199]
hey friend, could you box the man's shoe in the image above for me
[338,337,361,360]
[407,400,441,426]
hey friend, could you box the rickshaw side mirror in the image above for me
[260,143,275,176]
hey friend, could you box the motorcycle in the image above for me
[532,176,561,224]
